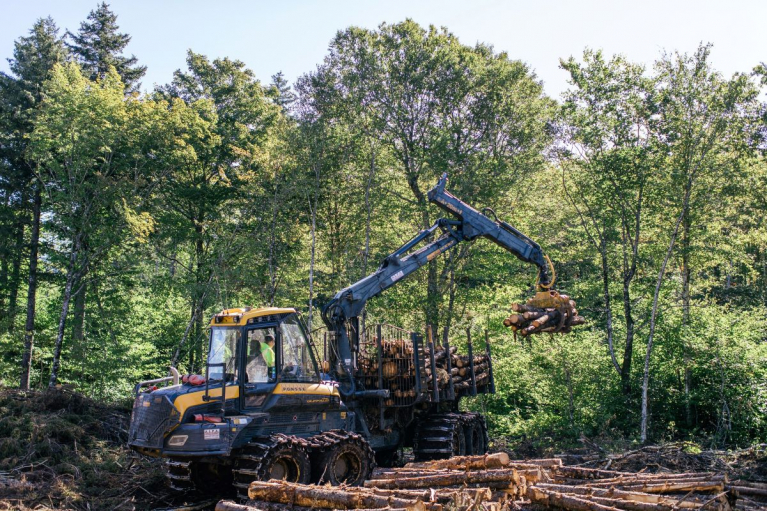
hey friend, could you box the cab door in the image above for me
[241,324,279,410]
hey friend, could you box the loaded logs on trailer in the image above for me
[216,451,753,511]
[356,324,495,407]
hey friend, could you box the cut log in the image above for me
[365,468,521,490]
[216,501,257,511]
[248,480,441,510]
[511,458,563,468]
[404,452,510,470]
[534,483,704,509]
[528,487,624,511]
[367,487,492,504]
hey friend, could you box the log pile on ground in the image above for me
[218,451,765,511]
[505,291,585,335]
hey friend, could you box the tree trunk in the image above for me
[363,143,375,275]
[681,214,693,428]
[307,163,320,330]
[71,277,87,378]
[193,219,205,373]
[268,180,279,306]
[0,241,8,322]
[49,249,79,387]
[406,174,440,333]
[641,178,693,442]
[621,267,635,396]
[20,186,41,390]
[600,242,620,377]
[5,214,25,332]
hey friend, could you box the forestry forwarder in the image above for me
[127,174,578,498]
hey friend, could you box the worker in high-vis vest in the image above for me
[260,334,276,380]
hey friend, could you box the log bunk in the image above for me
[216,451,765,511]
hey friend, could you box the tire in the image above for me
[452,422,467,456]
[316,436,374,486]
[464,419,486,455]
[414,414,467,461]
[261,443,312,483]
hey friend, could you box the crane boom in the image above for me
[321,173,556,398]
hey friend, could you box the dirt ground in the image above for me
[0,387,764,510]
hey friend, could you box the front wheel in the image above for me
[260,442,312,483]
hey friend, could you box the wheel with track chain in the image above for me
[463,414,488,455]
[314,431,374,486]
[232,435,311,500]
[413,413,467,461]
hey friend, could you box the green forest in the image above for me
[1,3,766,448]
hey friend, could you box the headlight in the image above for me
[168,435,188,447]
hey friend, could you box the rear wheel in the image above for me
[464,419,487,455]
[315,434,373,486]
[414,414,467,460]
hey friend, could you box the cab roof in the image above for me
[209,307,297,327]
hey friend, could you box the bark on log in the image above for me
[534,484,704,509]
[248,481,441,510]
[368,487,492,504]
[509,458,563,468]
[588,481,725,494]
[365,469,520,490]
[528,487,624,511]
[404,452,510,471]
[554,466,630,480]
[726,485,767,497]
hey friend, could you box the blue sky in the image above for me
[1,0,765,98]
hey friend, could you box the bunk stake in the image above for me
[485,330,495,394]
[467,328,477,397]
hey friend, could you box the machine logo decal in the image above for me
[390,270,404,282]
[281,384,309,392]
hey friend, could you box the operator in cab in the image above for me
[246,330,277,383]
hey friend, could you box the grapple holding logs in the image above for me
[504,290,586,335]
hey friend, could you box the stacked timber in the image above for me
[216,451,760,511]
[505,291,585,336]
[367,452,540,503]
[534,465,742,510]
[357,327,493,402]
[423,345,491,392]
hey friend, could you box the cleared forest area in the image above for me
[0,2,766,509]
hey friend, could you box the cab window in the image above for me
[280,315,318,382]
[208,327,239,382]
[245,326,277,383]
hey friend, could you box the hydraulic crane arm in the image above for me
[427,174,552,288]
[321,174,555,397]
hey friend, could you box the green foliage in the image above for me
[66,2,146,90]
[0,10,765,448]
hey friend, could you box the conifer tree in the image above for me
[66,2,146,90]
[270,71,296,111]
[0,17,68,388]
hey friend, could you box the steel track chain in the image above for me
[413,412,487,460]
[165,459,194,491]
[231,430,375,500]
